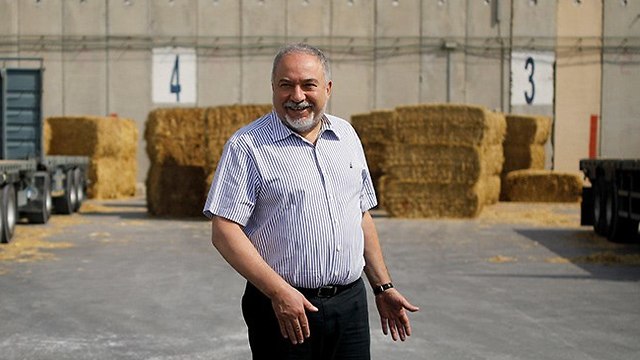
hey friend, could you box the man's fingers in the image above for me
[396,320,407,341]
[284,320,300,344]
[388,318,399,341]
[380,317,389,335]
[278,319,289,339]
[400,314,412,337]
[300,318,311,338]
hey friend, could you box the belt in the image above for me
[295,279,360,298]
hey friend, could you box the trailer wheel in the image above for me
[593,179,608,236]
[53,169,77,215]
[1,185,17,243]
[73,168,84,212]
[607,181,639,243]
[26,173,52,224]
[0,187,5,243]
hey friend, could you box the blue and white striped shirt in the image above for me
[203,110,377,288]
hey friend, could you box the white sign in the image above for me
[511,51,555,106]
[152,47,196,104]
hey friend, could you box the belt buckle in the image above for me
[317,285,338,298]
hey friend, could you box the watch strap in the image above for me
[373,282,394,296]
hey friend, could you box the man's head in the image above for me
[271,43,332,135]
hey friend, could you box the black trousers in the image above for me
[241,278,371,360]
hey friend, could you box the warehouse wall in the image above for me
[330,0,374,117]
[1,0,638,183]
[464,0,510,111]
[601,0,640,159]
[555,0,602,173]
[375,0,421,109]
[420,0,466,104]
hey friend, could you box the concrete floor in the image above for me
[0,199,639,360]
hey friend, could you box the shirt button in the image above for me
[336,246,341,252]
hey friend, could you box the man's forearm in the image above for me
[361,211,392,287]
[211,216,290,298]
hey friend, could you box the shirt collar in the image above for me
[269,111,341,143]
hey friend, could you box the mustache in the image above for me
[284,101,313,111]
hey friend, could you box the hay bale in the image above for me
[503,169,582,202]
[144,107,207,166]
[383,179,488,218]
[88,157,137,199]
[43,120,51,155]
[47,116,138,158]
[504,114,551,145]
[146,163,207,217]
[503,144,546,172]
[351,110,395,144]
[393,104,506,146]
[46,116,138,199]
[384,144,503,185]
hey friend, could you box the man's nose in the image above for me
[290,85,305,102]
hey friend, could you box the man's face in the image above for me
[272,52,332,134]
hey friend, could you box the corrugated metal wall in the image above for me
[0,0,638,181]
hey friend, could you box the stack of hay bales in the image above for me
[503,169,582,202]
[350,109,395,203]
[145,105,271,217]
[381,104,506,218]
[46,116,138,199]
[145,108,207,217]
[501,114,551,198]
[500,114,580,202]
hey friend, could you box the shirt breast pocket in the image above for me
[336,157,365,199]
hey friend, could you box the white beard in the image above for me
[283,111,320,133]
[282,101,325,133]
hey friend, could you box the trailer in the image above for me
[0,58,88,243]
[580,159,640,243]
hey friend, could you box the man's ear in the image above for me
[326,80,333,97]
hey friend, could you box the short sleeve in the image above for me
[203,140,260,225]
[354,131,378,212]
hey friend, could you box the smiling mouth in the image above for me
[284,101,312,111]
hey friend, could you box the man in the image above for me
[203,43,418,359]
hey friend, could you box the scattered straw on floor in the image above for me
[0,216,82,264]
[488,255,517,263]
[478,202,580,227]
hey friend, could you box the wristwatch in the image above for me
[373,282,394,296]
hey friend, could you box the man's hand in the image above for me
[375,289,419,341]
[271,287,319,345]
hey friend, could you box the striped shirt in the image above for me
[203,110,377,288]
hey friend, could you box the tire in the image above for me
[593,179,608,236]
[1,185,17,243]
[0,187,5,244]
[73,168,84,212]
[25,174,52,224]
[53,169,77,215]
[604,182,615,236]
[607,181,640,243]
